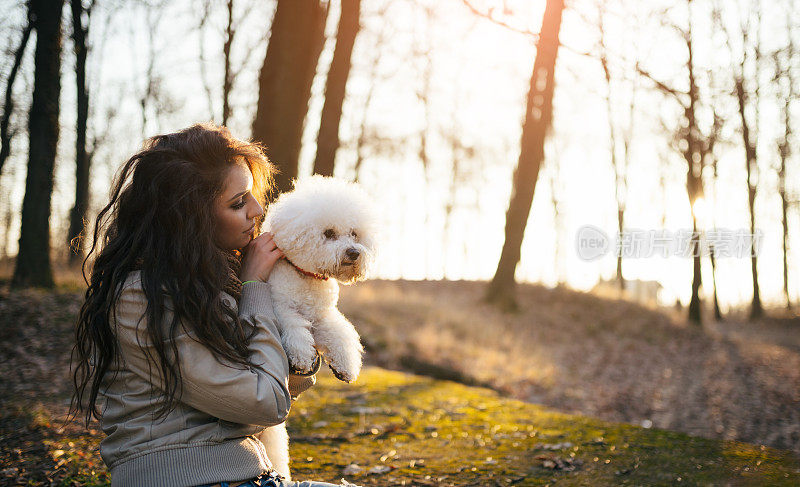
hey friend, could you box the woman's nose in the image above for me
[247,196,264,219]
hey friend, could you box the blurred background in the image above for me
[1,0,800,460]
[1,0,798,313]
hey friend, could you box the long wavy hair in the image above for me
[71,123,275,425]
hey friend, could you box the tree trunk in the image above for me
[415,4,435,279]
[710,242,722,320]
[12,0,64,288]
[67,0,91,266]
[1,196,13,260]
[684,24,703,325]
[709,151,723,321]
[780,173,790,309]
[486,0,565,310]
[735,77,763,320]
[443,79,467,279]
[776,44,794,309]
[549,161,563,284]
[597,3,626,292]
[687,216,702,323]
[313,0,360,176]
[0,21,33,177]
[252,0,328,195]
[778,106,792,309]
[222,0,234,126]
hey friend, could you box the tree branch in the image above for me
[0,20,33,177]
[635,63,688,107]
[460,0,539,41]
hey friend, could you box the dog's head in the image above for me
[265,175,379,284]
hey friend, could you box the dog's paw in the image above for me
[325,353,361,383]
[328,362,357,383]
[286,345,319,375]
[288,351,321,377]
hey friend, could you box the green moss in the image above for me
[288,367,800,486]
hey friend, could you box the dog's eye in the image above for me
[324,229,336,239]
[351,230,358,238]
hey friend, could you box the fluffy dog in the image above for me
[257,175,378,479]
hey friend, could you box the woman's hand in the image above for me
[240,232,284,282]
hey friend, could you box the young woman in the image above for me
[72,123,341,487]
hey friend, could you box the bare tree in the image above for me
[195,0,259,126]
[414,0,435,277]
[313,0,361,176]
[734,9,763,319]
[0,18,32,177]
[221,0,234,125]
[139,3,159,136]
[12,0,64,288]
[131,1,179,137]
[704,92,724,321]
[252,0,329,195]
[351,2,391,183]
[715,0,766,319]
[66,0,95,265]
[478,0,566,311]
[637,2,716,324]
[197,0,218,121]
[596,0,635,292]
[547,153,564,285]
[774,4,797,310]
[708,154,723,321]
[442,79,478,279]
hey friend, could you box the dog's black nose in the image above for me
[345,248,360,260]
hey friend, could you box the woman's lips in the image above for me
[244,224,255,234]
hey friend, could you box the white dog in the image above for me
[257,175,378,479]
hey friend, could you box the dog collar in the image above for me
[286,258,329,281]
[272,242,329,280]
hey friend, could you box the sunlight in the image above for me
[692,197,707,226]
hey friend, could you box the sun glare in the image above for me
[692,197,707,225]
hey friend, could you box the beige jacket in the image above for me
[100,272,313,487]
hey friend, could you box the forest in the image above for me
[1,0,799,485]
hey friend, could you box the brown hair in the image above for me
[72,123,275,424]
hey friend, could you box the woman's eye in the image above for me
[231,199,245,209]
[324,229,336,239]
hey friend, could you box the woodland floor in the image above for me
[1,278,799,485]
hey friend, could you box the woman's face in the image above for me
[214,163,264,251]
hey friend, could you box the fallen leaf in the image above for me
[535,442,574,450]
[536,455,583,472]
[341,464,362,476]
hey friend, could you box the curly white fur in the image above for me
[256,175,378,479]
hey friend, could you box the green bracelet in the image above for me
[242,280,261,286]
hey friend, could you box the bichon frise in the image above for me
[257,175,378,479]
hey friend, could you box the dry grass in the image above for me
[339,279,800,455]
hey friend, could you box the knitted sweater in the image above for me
[99,272,313,487]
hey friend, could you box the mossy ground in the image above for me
[2,367,799,486]
[288,367,800,486]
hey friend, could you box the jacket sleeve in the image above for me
[113,278,292,426]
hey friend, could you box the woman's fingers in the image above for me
[239,231,284,282]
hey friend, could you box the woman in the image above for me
[72,123,340,487]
